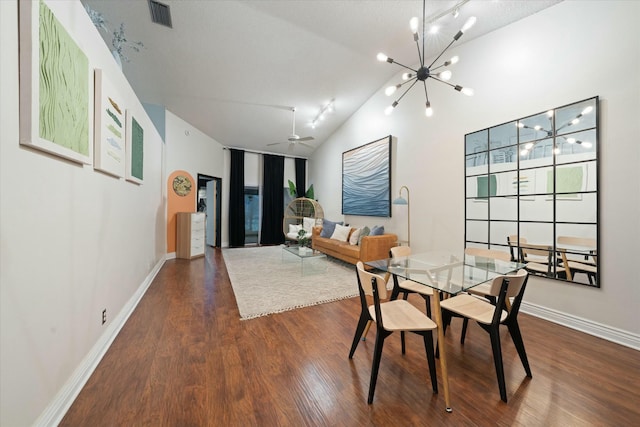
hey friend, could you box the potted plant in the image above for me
[297,229,311,253]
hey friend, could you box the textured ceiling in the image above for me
[81,0,562,156]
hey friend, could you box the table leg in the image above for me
[561,251,573,281]
[433,291,452,412]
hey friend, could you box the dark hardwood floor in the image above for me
[61,247,640,426]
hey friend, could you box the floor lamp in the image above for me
[393,186,410,247]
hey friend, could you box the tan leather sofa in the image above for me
[311,226,397,265]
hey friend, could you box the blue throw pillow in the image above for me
[320,219,343,238]
[370,225,385,236]
[357,226,371,245]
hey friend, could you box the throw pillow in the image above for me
[289,224,302,234]
[370,225,385,236]
[320,219,343,238]
[302,217,315,233]
[330,224,351,242]
[357,226,370,245]
[349,227,362,245]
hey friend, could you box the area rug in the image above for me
[222,245,358,320]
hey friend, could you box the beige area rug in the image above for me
[222,245,358,320]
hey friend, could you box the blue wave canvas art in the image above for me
[342,136,391,217]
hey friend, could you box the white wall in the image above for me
[310,1,640,341]
[0,1,165,425]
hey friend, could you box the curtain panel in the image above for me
[260,154,285,245]
[228,149,245,247]
[295,157,306,198]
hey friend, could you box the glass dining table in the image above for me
[366,250,524,412]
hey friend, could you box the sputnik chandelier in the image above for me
[377,0,476,117]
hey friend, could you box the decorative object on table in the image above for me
[172,175,192,196]
[94,69,126,177]
[85,4,144,69]
[342,136,392,217]
[222,246,357,320]
[18,0,92,164]
[377,0,476,117]
[125,110,144,184]
[393,185,411,246]
[297,229,310,248]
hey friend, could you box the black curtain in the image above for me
[228,149,245,247]
[260,154,285,245]
[295,157,306,198]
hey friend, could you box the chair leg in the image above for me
[349,315,370,359]
[368,333,386,404]
[424,295,432,318]
[361,320,372,341]
[401,331,406,354]
[507,319,532,377]
[489,327,507,402]
[422,332,438,394]
[461,318,469,344]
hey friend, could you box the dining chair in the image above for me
[440,269,531,402]
[557,236,597,283]
[520,243,554,277]
[348,261,438,404]
[507,235,526,262]
[458,247,513,343]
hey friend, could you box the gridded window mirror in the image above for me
[465,96,599,287]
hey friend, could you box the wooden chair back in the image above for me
[356,261,389,300]
[390,245,411,258]
[465,247,511,262]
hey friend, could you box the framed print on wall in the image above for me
[94,68,125,178]
[342,135,392,217]
[125,110,144,184]
[18,0,92,164]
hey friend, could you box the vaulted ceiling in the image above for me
[82,0,562,156]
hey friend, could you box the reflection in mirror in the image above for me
[464,96,599,287]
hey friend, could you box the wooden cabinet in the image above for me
[176,212,205,259]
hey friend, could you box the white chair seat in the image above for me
[440,294,508,325]
[398,279,434,296]
[369,300,437,331]
[467,282,491,296]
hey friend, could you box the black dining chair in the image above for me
[349,261,438,404]
[440,269,531,402]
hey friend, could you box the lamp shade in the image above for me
[393,196,408,205]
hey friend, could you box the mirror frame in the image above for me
[464,96,599,287]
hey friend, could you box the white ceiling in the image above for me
[81,0,562,156]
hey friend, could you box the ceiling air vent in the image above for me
[148,0,172,28]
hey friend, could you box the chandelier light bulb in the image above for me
[582,141,593,148]
[402,72,413,80]
[582,106,593,115]
[517,122,524,128]
[438,70,452,81]
[410,17,419,34]
[461,87,474,96]
[571,118,580,125]
[534,125,541,131]
[525,143,534,150]
[547,110,554,117]
[554,147,561,155]
[567,138,576,144]
[429,25,439,35]
[520,149,529,156]
[377,52,388,62]
[385,85,399,96]
[384,105,395,116]
[450,56,459,64]
[425,102,433,117]
[461,16,477,32]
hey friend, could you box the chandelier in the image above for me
[377,0,476,117]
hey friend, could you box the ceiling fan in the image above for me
[267,107,315,150]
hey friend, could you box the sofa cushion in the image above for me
[358,226,370,245]
[349,227,362,245]
[320,219,343,238]
[330,224,351,242]
[370,225,385,236]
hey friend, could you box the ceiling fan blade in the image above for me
[299,142,314,149]
[267,142,285,146]
[297,136,314,142]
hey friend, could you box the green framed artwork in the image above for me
[125,110,144,184]
[94,68,126,177]
[18,0,92,164]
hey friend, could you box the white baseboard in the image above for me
[35,256,167,427]
[166,251,176,260]
[521,301,640,351]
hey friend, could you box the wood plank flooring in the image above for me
[61,247,640,426]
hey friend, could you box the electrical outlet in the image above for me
[102,309,107,325]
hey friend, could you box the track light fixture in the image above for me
[310,99,335,129]
[378,0,475,117]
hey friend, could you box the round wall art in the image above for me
[172,175,192,196]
